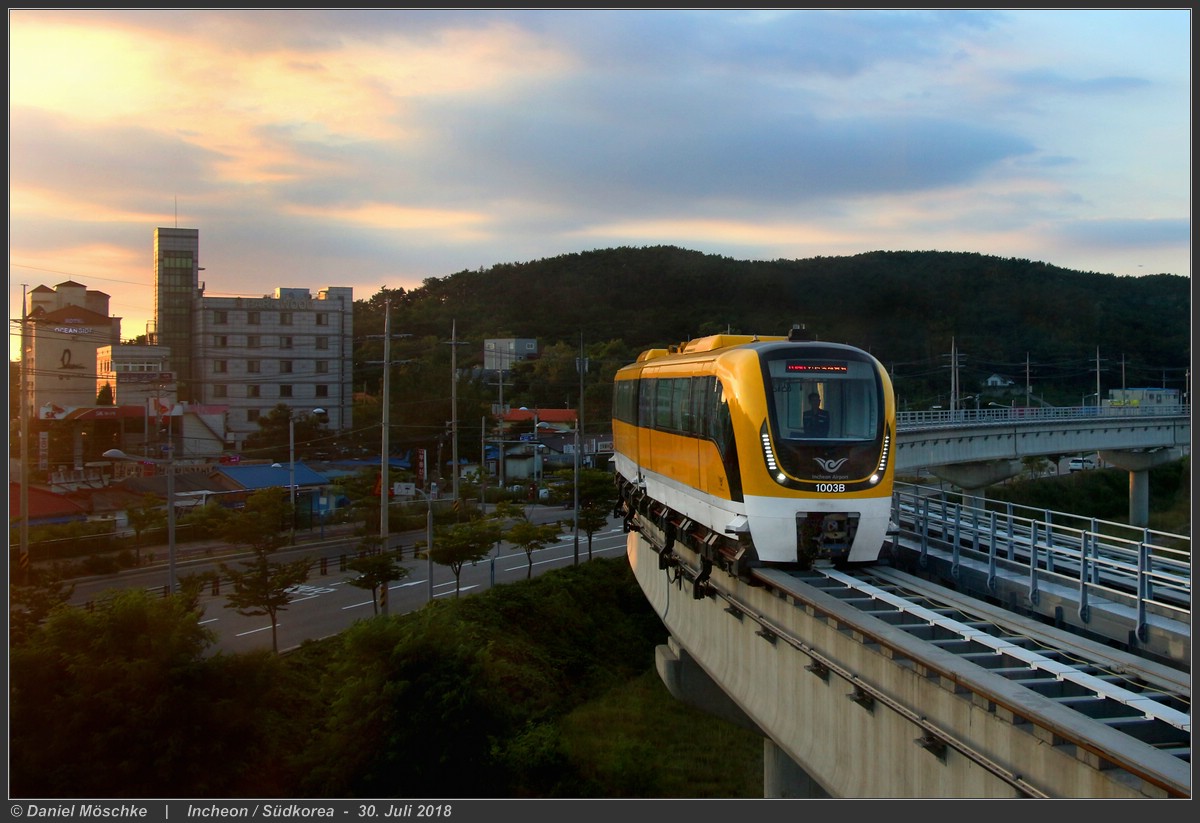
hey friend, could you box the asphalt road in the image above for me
[66,507,632,655]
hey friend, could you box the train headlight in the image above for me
[760,431,779,472]
[869,473,880,485]
[874,434,891,477]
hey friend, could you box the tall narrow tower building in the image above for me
[153,227,200,401]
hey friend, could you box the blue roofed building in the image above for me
[213,463,334,520]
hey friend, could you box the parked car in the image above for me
[1068,456,1096,472]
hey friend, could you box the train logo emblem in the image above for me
[814,457,848,473]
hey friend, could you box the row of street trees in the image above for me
[113,466,620,652]
[10,463,620,654]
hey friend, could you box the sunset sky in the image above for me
[8,9,1191,360]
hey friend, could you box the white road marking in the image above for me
[236,625,275,637]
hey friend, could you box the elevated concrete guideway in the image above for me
[894,405,1189,525]
[628,405,1191,798]
[629,528,1190,798]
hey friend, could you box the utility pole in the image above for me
[444,320,470,504]
[451,320,459,503]
[573,332,587,565]
[19,284,30,584]
[367,300,413,557]
[288,415,296,545]
[952,338,959,413]
[945,338,962,413]
[381,301,392,552]
[1025,353,1032,408]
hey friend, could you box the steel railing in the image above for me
[897,403,1189,431]
[890,482,1190,642]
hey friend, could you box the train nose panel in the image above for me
[797,512,860,567]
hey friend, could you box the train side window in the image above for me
[712,379,743,499]
[638,377,655,428]
[711,380,732,451]
[672,378,691,432]
[691,376,711,436]
[655,379,674,429]
[615,379,639,424]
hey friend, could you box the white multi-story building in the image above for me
[146,226,350,451]
[150,227,354,451]
[96,343,175,407]
[483,338,538,372]
[192,286,354,448]
[23,280,123,415]
[15,230,355,478]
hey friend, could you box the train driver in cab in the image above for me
[803,391,830,437]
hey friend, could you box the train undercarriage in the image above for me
[614,475,752,590]
[614,474,873,593]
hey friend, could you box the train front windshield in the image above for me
[764,354,881,443]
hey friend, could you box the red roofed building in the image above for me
[499,407,577,434]
[9,481,87,527]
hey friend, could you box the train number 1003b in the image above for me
[815,483,846,493]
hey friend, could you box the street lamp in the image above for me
[444,320,470,503]
[410,483,437,604]
[289,407,326,544]
[104,446,176,595]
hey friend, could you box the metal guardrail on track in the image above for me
[890,483,1191,647]
[895,403,1189,431]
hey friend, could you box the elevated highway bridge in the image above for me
[893,404,1190,525]
[628,405,1190,798]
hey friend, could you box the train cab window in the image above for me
[765,355,880,442]
[802,392,830,437]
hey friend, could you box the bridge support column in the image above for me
[930,460,1022,500]
[764,738,830,798]
[657,636,829,798]
[656,637,761,734]
[1097,448,1181,527]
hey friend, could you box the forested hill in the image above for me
[365,247,1188,374]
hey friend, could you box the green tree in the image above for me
[10,588,307,797]
[177,499,235,540]
[492,499,528,522]
[124,492,166,564]
[577,503,612,561]
[505,519,563,579]
[431,517,501,597]
[220,548,313,654]
[345,536,410,615]
[9,568,75,646]
[1021,455,1052,479]
[576,468,617,560]
[219,489,311,652]
[221,487,291,553]
[240,403,330,463]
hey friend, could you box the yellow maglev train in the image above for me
[612,326,896,576]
